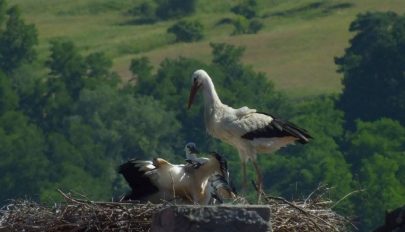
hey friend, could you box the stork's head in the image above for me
[188,69,209,109]
[185,142,199,156]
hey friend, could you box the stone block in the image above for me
[151,205,271,232]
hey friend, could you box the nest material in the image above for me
[0,190,165,232]
[259,187,354,232]
[0,187,354,232]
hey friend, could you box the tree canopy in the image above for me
[335,11,405,128]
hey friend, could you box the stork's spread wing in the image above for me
[240,113,312,144]
[118,159,159,200]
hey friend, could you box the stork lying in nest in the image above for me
[119,152,232,204]
[184,142,236,204]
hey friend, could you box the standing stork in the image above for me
[187,69,312,192]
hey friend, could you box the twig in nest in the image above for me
[0,190,166,232]
[331,189,365,209]
[255,185,353,232]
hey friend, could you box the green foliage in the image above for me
[129,0,198,23]
[128,1,158,24]
[75,84,181,160]
[248,18,264,33]
[0,111,47,202]
[231,0,257,19]
[231,16,250,35]
[231,16,263,35]
[0,72,18,114]
[335,12,405,127]
[0,6,38,74]
[130,56,153,79]
[85,52,112,79]
[155,0,197,19]
[0,0,7,24]
[210,42,245,68]
[167,20,204,42]
[47,39,86,99]
[265,96,353,211]
[229,0,263,35]
[346,119,405,231]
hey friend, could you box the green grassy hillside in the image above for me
[12,0,405,97]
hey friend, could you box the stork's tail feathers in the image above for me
[242,113,313,144]
[274,118,313,144]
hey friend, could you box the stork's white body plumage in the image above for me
[188,69,312,190]
[119,154,228,204]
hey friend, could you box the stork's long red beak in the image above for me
[187,82,200,109]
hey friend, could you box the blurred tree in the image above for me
[0,72,18,114]
[231,16,263,35]
[0,6,38,74]
[167,20,204,42]
[0,0,7,24]
[84,52,119,88]
[155,0,197,19]
[210,42,245,69]
[231,16,250,35]
[335,12,405,128]
[128,1,158,24]
[47,39,86,100]
[75,84,180,160]
[231,0,258,19]
[85,52,112,79]
[0,110,47,202]
[265,96,354,213]
[345,118,405,231]
[248,19,264,33]
[130,56,153,80]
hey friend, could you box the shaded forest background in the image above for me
[0,0,404,231]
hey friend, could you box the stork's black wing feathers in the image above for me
[118,159,159,200]
[241,113,313,144]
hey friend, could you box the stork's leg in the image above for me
[241,161,247,191]
[252,160,263,203]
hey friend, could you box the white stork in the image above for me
[183,142,236,203]
[187,69,312,191]
[119,152,228,204]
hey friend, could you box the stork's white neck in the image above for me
[201,76,222,107]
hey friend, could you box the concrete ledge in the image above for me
[151,205,271,232]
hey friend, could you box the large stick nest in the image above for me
[0,187,354,232]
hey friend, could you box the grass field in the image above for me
[12,0,405,97]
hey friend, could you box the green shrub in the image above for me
[231,16,263,35]
[248,18,263,33]
[156,0,197,19]
[128,1,158,24]
[167,20,204,42]
[231,0,257,19]
[231,16,249,35]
